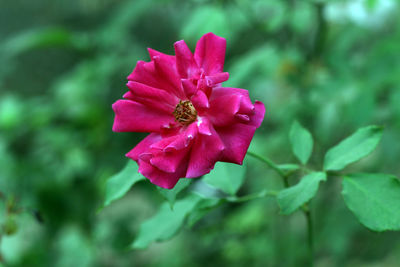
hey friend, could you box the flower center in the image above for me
[173,100,197,125]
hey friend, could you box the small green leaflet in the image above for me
[277,172,327,215]
[131,194,202,249]
[342,173,400,231]
[323,125,383,171]
[157,178,192,209]
[289,121,313,165]
[104,160,144,207]
[203,161,246,195]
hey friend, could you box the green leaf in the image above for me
[277,172,327,215]
[203,162,246,195]
[323,125,383,171]
[342,173,400,231]
[289,121,313,164]
[104,161,144,207]
[157,179,192,209]
[132,194,202,249]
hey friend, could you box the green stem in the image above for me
[305,208,314,266]
[0,234,3,264]
[247,151,314,265]
[247,151,287,180]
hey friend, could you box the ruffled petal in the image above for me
[150,123,197,152]
[210,87,254,114]
[216,123,257,165]
[126,133,162,161]
[205,72,229,87]
[150,148,190,174]
[174,40,200,79]
[214,101,265,164]
[207,94,242,127]
[207,87,264,127]
[195,116,212,136]
[126,81,178,112]
[152,55,185,99]
[181,78,197,98]
[147,48,175,63]
[138,159,184,189]
[127,61,176,94]
[112,100,174,132]
[191,89,209,109]
[186,126,225,178]
[194,32,226,75]
[249,101,265,128]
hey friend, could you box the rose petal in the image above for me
[150,123,197,152]
[181,78,197,98]
[112,100,174,132]
[196,116,212,136]
[186,126,225,178]
[152,55,185,99]
[194,32,226,75]
[216,123,257,165]
[207,94,242,127]
[249,101,265,128]
[150,148,190,173]
[138,158,184,189]
[210,87,254,114]
[126,133,162,161]
[127,61,178,96]
[191,89,209,109]
[126,81,178,112]
[205,72,229,87]
[147,48,175,63]
[174,40,200,79]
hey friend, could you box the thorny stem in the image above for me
[247,151,314,266]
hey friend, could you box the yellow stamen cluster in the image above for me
[173,100,197,125]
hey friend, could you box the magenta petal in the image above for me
[196,116,212,136]
[208,94,242,127]
[249,101,266,128]
[181,78,197,97]
[174,40,199,79]
[127,61,178,96]
[150,148,189,173]
[126,133,162,161]
[147,48,175,63]
[194,32,226,75]
[205,72,229,87]
[126,81,178,112]
[191,89,209,109]
[150,123,198,152]
[123,91,134,100]
[152,56,185,99]
[210,87,254,114]
[112,100,174,132]
[138,159,182,189]
[186,127,225,178]
[216,123,257,165]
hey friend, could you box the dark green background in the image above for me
[1,0,400,266]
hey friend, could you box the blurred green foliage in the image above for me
[1,0,400,266]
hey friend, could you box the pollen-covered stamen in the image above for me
[173,100,197,125]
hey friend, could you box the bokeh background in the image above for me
[1,0,400,266]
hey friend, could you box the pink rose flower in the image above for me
[112,33,265,189]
